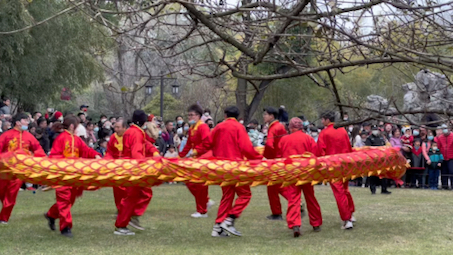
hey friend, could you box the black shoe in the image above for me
[61,227,73,238]
[266,214,283,220]
[371,191,376,195]
[313,226,321,232]
[293,226,301,238]
[44,213,55,231]
[381,191,392,195]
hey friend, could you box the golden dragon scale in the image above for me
[0,147,406,188]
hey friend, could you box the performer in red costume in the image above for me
[262,107,288,221]
[44,116,101,237]
[279,118,322,237]
[317,111,355,230]
[114,110,159,236]
[179,104,214,218]
[0,113,46,224]
[209,106,263,237]
[104,119,128,212]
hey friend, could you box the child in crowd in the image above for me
[427,142,443,190]
[164,145,179,158]
[401,127,414,149]
[96,139,108,157]
[411,139,424,188]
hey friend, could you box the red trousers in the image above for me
[186,182,208,214]
[113,187,127,212]
[286,184,322,229]
[47,186,83,231]
[330,181,355,221]
[215,185,251,224]
[267,184,287,215]
[115,187,152,228]
[0,178,22,222]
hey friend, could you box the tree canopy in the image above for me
[0,0,110,111]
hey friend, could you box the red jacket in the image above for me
[0,128,46,157]
[317,123,352,156]
[435,133,453,160]
[179,120,210,158]
[209,118,263,160]
[50,130,99,159]
[105,133,124,159]
[264,120,287,159]
[279,130,318,157]
[123,125,159,159]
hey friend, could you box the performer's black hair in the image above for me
[12,113,30,125]
[187,104,203,116]
[263,107,278,119]
[321,111,336,122]
[224,106,240,119]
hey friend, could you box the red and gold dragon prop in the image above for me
[0,146,406,188]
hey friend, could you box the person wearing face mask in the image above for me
[347,125,354,136]
[175,116,184,130]
[179,104,214,218]
[434,124,453,189]
[0,113,46,224]
[52,111,64,123]
[310,126,319,142]
[427,141,443,190]
[98,114,112,140]
[365,125,391,195]
[343,112,349,121]
[201,109,212,123]
[246,119,260,147]
[421,130,435,189]
[178,123,190,153]
[206,119,214,130]
[412,128,421,140]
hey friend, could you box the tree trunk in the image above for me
[236,0,252,119]
[243,65,291,122]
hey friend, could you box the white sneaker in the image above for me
[341,220,353,230]
[0,221,8,225]
[211,223,230,237]
[191,212,208,218]
[350,215,356,222]
[114,227,135,236]
[207,200,215,210]
[220,217,242,236]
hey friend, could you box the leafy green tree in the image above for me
[0,0,110,112]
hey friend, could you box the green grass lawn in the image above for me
[1,184,453,255]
